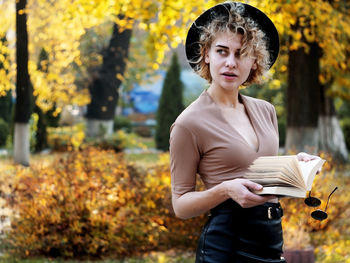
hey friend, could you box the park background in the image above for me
[0,0,350,262]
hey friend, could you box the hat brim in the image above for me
[185,2,279,69]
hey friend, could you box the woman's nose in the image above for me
[225,54,237,68]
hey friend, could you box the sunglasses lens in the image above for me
[304,197,321,207]
[311,210,328,221]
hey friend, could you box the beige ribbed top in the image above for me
[169,90,279,196]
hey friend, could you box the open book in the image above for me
[244,155,326,198]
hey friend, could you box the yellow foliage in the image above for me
[0,147,205,258]
[251,0,350,95]
[1,0,350,107]
[1,148,350,260]
[280,153,350,261]
[47,123,86,151]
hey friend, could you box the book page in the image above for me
[253,156,302,183]
[248,156,305,188]
[298,159,326,190]
[247,177,294,187]
[254,186,306,198]
[245,170,302,188]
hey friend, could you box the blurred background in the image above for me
[0,0,350,262]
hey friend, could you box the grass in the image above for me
[122,133,156,149]
[124,152,160,164]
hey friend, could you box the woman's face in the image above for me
[205,31,257,91]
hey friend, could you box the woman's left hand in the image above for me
[297,152,321,162]
[297,152,322,173]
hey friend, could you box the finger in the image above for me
[300,155,311,162]
[242,180,263,191]
[244,190,273,203]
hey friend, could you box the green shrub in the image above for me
[133,125,153,138]
[114,115,132,133]
[0,117,9,146]
[155,53,184,151]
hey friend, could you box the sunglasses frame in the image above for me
[304,187,338,221]
[304,190,321,207]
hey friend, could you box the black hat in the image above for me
[185,2,279,69]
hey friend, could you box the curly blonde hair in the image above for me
[190,2,270,85]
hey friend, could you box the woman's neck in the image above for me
[207,85,241,109]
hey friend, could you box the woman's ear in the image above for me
[205,50,210,64]
[251,62,257,70]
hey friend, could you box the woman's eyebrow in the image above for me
[215,44,229,49]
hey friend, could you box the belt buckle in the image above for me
[268,207,273,219]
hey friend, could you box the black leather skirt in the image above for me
[195,199,286,263]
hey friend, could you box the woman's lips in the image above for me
[222,72,238,80]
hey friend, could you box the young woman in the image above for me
[169,2,319,262]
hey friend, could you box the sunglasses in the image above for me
[304,186,338,221]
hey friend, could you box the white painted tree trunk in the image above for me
[318,115,348,162]
[86,119,113,138]
[285,127,319,155]
[285,116,348,162]
[13,122,30,166]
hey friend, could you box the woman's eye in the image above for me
[217,49,227,55]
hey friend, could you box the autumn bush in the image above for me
[1,147,205,259]
[2,148,349,261]
[47,123,85,151]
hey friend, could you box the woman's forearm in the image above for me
[172,183,229,219]
[172,178,276,219]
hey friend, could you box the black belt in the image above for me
[210,199,283,220]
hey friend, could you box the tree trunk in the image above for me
[86,119,113,138]
[14,123,30,166]
[318,84,348,161]
[285,43,321,154]
[285,43,348,161]
[86,22,132,137]
[14,0,32,166]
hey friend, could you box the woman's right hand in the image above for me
[222,178,275,208]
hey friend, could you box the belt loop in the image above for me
[268,207,273,220]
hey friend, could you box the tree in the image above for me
[85,22,132,137]
[155,53,184,151]
[14,0,33,166]
[84,0,208,137]
[286,42,321,153]
[1,0,210,164]
[252,0,350,161]
[33,48,49,152]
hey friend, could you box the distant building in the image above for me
[119,62,207,137]
[122,69,206,116]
